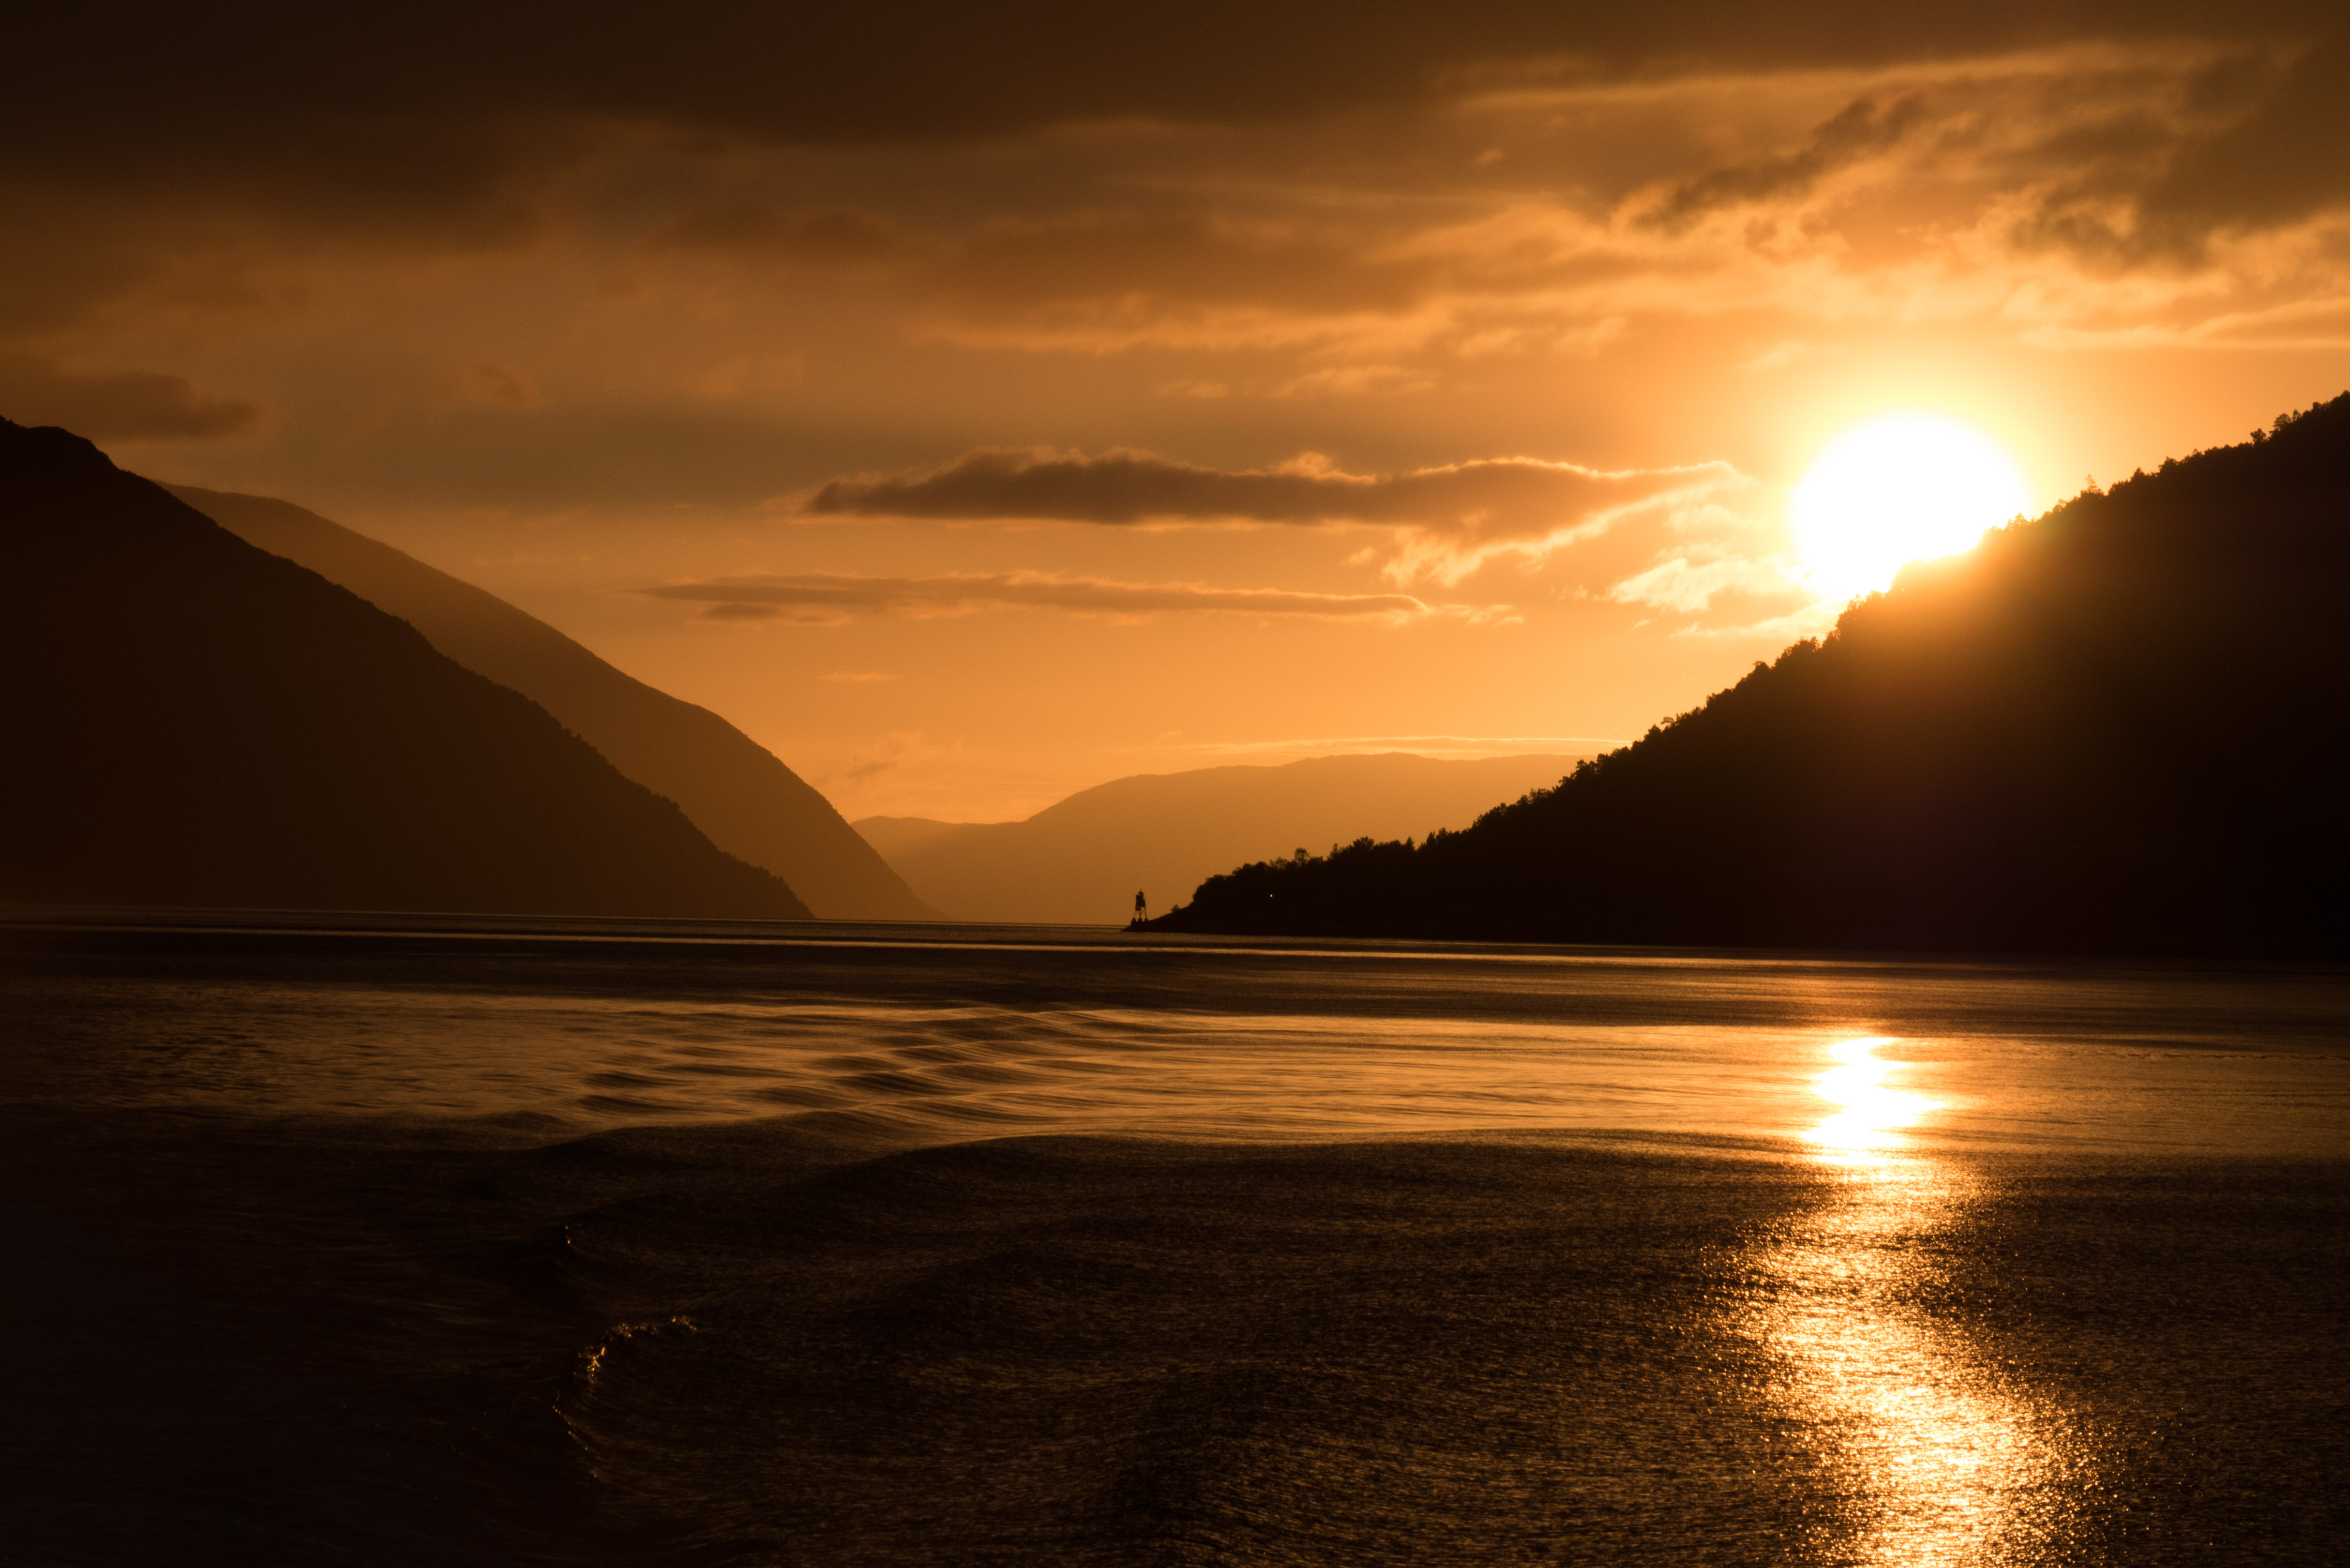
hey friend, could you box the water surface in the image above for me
[4,911,2343,1565]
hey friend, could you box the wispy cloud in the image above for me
[638,570,1506,626]
[2029,295,2350,351]
[1640,94,1927,231]
[1154,733,1620,759]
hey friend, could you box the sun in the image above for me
[1790,414,2032,601]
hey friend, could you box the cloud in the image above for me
[2121,34,2350,252]
[15,5,2268,203]
[874,39,2350,360]
[6,9,2347,548]
[1602,498,1811,615]
[10,9,2339,295]
[818,728,955,800]
[638,570,1499,625]
[2188,297,2350,346]
[0,352,260,440]
[1981,34,2350,265]
[1608,553,1793,614]
[7,17,2348,396]
[791,453,1802,625]
[1642,95,1927,229]
[805,447,1743,581]
[1740,339,1832,373]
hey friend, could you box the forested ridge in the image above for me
[1149,395,2350,954]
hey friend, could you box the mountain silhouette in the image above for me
[1,419,809,919]
[857,752,1585,923]
[168,485,935,921]
[1150,395,2350,955]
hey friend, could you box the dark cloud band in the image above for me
[805,448,1735,533]
[6,4,2333,191]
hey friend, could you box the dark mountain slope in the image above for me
[855,752,1584,923]
[1,420,809,919]
[167,485,934,921]
[1151,396,2350,955]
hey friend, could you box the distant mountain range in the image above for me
[1,419,807,920]
[169,485,934,921]
[856,753,1585,924]
[1152,394,2350,955]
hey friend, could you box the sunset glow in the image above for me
[3,9,2338,821]
[1791,417,2032,603]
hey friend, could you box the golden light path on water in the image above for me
[1742,1037,2087,1564]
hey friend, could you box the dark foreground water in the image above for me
[3,912,2344,1566]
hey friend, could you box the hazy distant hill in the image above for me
[1,420,809,919]
[1153,395,2350,955]
[169,485,934,921]
[857,753,1585,923]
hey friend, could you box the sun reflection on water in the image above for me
[1808,1035,1942,1156]
[1743,1036,2084,1563]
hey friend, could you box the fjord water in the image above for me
[4,914,2343,1565]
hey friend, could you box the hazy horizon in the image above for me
[852,751,1589,923]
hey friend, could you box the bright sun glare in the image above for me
[1791,414,2032,602]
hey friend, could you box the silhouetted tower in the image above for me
[1133,889,1148,924]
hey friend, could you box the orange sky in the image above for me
[9,4,2349,818]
